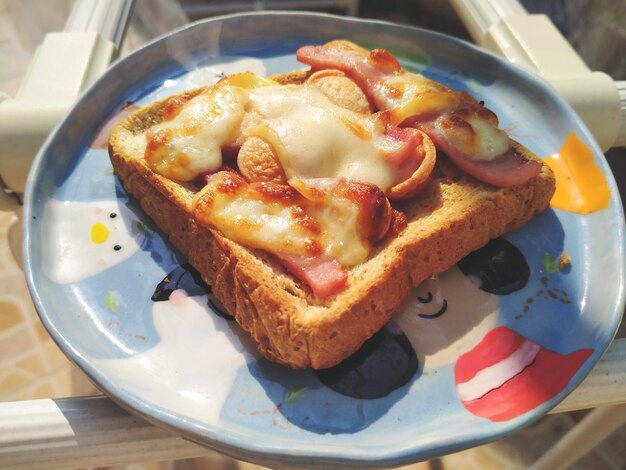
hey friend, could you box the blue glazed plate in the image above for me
[23,12,625,468]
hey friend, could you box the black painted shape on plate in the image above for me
[151,263,234,320]
[457,237,530,295]
[314,327,418,399]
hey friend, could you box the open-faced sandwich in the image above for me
[108,40,555,369]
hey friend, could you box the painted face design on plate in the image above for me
[41,199,144,283]
[395,237,592,422]
[393,266,499,370]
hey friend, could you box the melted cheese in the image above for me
[144,73,402,279]
[145,85,249,181]
[195,174,369,266]
[145,74,404,190]
[434,114,510,162]
[246,85,397,190]
[384,73,459,121]
[463,116,509,161]
[377,72,510,162]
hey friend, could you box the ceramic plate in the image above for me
[23,12,625,468]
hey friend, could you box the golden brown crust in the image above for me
[108,72,555,369]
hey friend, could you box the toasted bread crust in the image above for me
[108,73,555,369]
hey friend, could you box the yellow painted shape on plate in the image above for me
[91,223,109,244]
[544,132,610,214]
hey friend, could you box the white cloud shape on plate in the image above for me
[94,291,252,424]
[41,199,143,283]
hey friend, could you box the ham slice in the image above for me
[416,119,542,187]
[278,254,348,298]
[297,42,400,108]
[297,41,542,187]
[381,124,422,168]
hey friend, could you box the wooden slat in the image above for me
[0,396,211,469]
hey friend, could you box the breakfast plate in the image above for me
[23,12,625,468]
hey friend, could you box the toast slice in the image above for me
[108,72,555,369]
